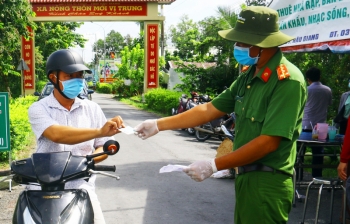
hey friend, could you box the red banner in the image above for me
[146,24,158,88]
[32,3,147,17]
[21,27,34,89]
[99,78,117,83]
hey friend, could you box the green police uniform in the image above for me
[212,50,307,223]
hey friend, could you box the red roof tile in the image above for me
[30,0,175,3]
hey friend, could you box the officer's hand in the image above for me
[134,119,159,139]
[183,159,217,182]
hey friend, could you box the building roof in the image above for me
[29,0,175,3]
[168,61,217,70]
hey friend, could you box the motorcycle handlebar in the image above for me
[94,165,116,172]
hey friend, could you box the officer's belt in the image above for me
[235,164,292,178]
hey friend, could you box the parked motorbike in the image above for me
[172,91,200,135]
[194,112,235,142]
[172,91,199,115]
[11,140,120,224]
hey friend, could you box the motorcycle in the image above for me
[172,91,200,135]
[194,112,235,142]
[172,91,199,115]
[11,140,120,224]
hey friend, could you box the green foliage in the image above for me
[144,88,182,115]
[96,82,113,94]
[169,15,199,60]
[116,44,144,96]
[34,22,87,82]
[245,0,267,6]
[285,53,350,121]
[0,96,37,162]
[112,79,132,97]
[173,62,237,96]
[35,80,48,93]
[105,30,125,58]
[0,0,36,95]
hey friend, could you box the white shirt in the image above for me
[27,92,114,194]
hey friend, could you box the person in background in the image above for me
[335,80,350,134]
[301,67,332,178]
[133,6,306,223]
[28,49,125,224]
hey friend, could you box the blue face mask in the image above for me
[60,78,84,99]
[233,45,260,65]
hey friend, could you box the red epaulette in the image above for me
[276,64,290,80]
[261,67,272,83]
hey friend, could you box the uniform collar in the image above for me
[254,49,283,83]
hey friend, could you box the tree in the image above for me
[245,0,268,6]
[197,16,233,63]
[168,15,200,60]
[128,30,145,49]
[34,22,87,82]
[117,44,145,95]
[105,30,125,58]
[0,0,36,95]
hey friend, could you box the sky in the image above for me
[71,0,245,63]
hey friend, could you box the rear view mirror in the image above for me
[103,140,120,155]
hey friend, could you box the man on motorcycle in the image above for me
[134,6,306,224]
[28,49,124,224]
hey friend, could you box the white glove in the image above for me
[183,159,218,182]
[134,119,159,139]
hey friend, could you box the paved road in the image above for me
[0,93,345,224]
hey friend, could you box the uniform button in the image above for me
[242,107,244,110]
[251,117,254,121]
[247,85,250,89]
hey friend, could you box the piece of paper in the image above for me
[159,164,188,173]
[119,126,135,135]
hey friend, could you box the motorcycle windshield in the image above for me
[32,152,71,184]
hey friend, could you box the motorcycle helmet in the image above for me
[46,49,92,77]
[46,49,92,99]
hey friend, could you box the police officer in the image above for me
[133,6,306,224]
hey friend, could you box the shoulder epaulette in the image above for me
[276,64,290,80]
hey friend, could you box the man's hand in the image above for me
[337,162,348,180]
[183,159,217,182]
[134,119,159,139]
[111,116,125,129]
[99,116,125,137]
